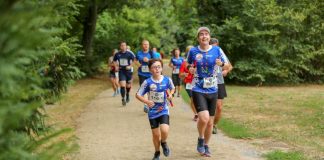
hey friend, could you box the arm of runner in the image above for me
[136,80,155,107]
[168,59,173,68]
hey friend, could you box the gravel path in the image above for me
[76,83,264,160]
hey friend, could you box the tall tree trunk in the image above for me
[82,0,97,57]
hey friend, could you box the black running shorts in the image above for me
[172,74,181,86]
[192,91,217,116]
[217,84,227,99]
[149,114,169,129]
[119,70,132,83]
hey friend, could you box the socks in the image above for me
[120,87,126,98]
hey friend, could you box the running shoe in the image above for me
[212,125,217,134]
[152,151,160,160]
[204,145,211,157]
[177,93,180,97]
[144,105,149,113]
[122,98,126,106]
[161,142,170,157]
[197,137,205,154]
[112,92,117,97]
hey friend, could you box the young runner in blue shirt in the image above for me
[136,59,175,160]
[187,27,230,157]
[135,40,160,113]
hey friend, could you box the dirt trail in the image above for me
[76,83,265,160]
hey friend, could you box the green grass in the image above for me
[180,88,258,139]
[218,118,254,139]
[264,150,308,160]
[180,85,324,159]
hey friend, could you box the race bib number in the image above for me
[172,68,179,74]
[119,58,128,66]
[149,91,164,103]
[141,65,149,72]
[203,77,217,88]
[185,83,193,89]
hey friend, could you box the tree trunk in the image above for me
[82,0,97,57]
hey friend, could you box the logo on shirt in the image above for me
[150,84,157,91]
[195,54,203,61]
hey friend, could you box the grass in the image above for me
[179,88,258,139]
[180,85,324,159]
[264,150,308,160]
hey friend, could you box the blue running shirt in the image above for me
[187,45,225,94]
[136,51,157,77]
[170,57,184,74]
[137,76,175,119]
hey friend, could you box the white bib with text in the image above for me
[141,65,149,72]
[119,59,128,66]
[149,91,164,103]
[203,77,217,88]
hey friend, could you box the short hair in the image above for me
[171,48,180,57]
[120,41,126,45]
[210,38,219,45]
[148,59,163,69]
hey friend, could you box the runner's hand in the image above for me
[126,66,131,70]
[167,94,173,101]
[222,70,229,77]
[216,59,223,66]
[143,57,149,62]
[145,100,155,108]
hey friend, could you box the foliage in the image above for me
[94,0,180,62]
[0,0,81,159]
[196,0,324,85]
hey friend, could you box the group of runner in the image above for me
[107,27,233,160]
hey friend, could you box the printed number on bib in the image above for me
[149,91,164,103]
[203,77,217,88]
[119,59,128,66]
[172,68,179,74]
[185,83,193,89]
[141,65,149,72]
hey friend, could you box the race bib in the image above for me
[119,58,128,66]
[185,83,193,89]
[172,68,179,74]
[149,91,164,103]
[141,65,149,72]
[115,72,119,77]
[203,77,217,88]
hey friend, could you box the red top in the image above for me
[179,61,193,84]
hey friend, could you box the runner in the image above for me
[179,45,198,121]
[136,59,175,160]
[152,47,162,60]
[108,49,120,96]
[210,38,233,134]
[113,41,135,106]
[187,27,229,157]
[135,40,159,113]
[168,48,184,97]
